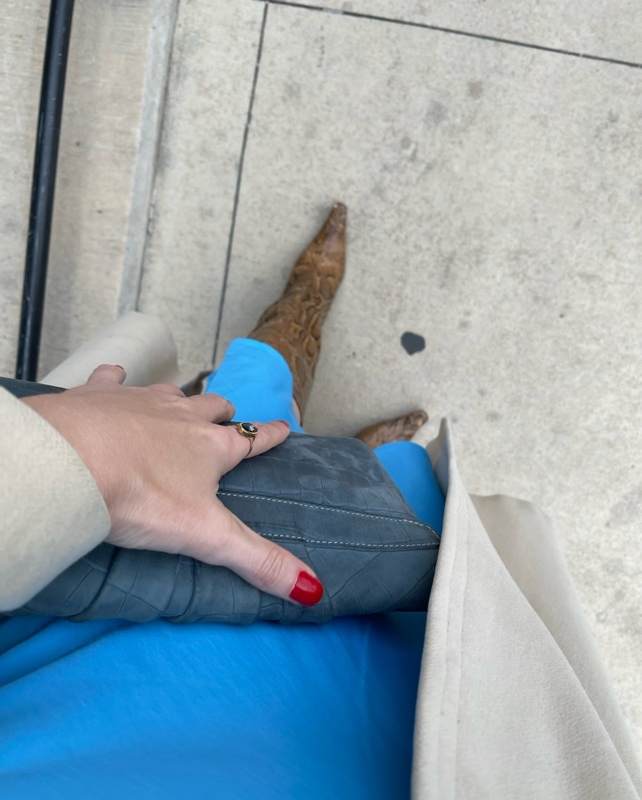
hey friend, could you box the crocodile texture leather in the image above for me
[2,379,440,624]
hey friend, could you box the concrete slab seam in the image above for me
[117,0,181,317]
[212,1,270,365]
[261,0,642,70]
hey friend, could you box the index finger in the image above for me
[187,393,236,423]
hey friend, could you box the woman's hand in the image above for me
[23,364,323,606]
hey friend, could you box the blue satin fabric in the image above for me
[0,341,444,799]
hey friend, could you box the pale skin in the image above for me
[22,363,322,605]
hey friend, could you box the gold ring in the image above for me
[236,422,259,456]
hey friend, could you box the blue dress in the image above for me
[0,340,444,799]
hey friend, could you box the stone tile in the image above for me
[38,0,177,378]
[138,0,265,378]
[218,5,642,746]
[0,0,49,377]
[294,0,642,64]
[0,0,177,380]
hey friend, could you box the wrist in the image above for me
[22,393,120,524]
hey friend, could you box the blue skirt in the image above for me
[0,340,444,799]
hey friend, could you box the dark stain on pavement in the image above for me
[401,332,426,355]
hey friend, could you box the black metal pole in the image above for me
[15,0,75,380]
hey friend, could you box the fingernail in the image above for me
[114,365,125,371]
[277,419,290,428]
[289,571,324,606]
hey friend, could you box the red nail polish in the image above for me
[277,420,290,428]
[289,571,324,606]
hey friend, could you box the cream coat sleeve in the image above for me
[0,387,111,611]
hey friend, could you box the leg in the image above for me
[203,339,305,432]
[246,203,347,421]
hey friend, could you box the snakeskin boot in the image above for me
[354,410,429,449]
[247,202,347,420]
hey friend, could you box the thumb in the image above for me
[193,504,324,606]
[86,364,127,387]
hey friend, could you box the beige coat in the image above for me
[1,312,640,799]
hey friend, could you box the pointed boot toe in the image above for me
[355,409,429,449]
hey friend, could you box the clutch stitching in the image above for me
[256,531,439,550]
[218,490,439,540]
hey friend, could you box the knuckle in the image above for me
[212,427,230,449]
[219,425,239,447]
[210,394,236,417]
[198,423,224,449]
[207,426,240,459]
[253,545,290,588]
[151,382,184,396]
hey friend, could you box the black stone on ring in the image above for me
[237,422,258,437]
[236,422,258,456]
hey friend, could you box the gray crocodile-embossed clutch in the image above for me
[2,379,440,624]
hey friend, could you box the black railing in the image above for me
[15,0,75,380]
